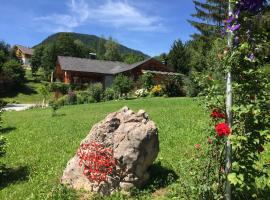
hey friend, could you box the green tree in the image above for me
[41,44,57,79]
[2,60,25,85]
[0,41,10,67]
[122,53,145,64]
[74,39,93,58]
[112,74,133,97]
[104,37,122,61]
[186,38,208,72]
[188,0,227,40]
[55,33,78,57]
[31,45,45,76]
[168,39,190,74]
[97,36,106,60]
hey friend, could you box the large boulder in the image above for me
[61,107,159,195]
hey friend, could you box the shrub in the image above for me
[48,82,69,94]
[139,73,154,90]
[112,74,133,98]
[150,85,163,97]
[2,60,25,84]
[76,91,94,104]
[88,83,103,103]
[0,60,25,93]
[49,100,62,116]
[67,91,77,105]
[56,95,68,106]
[135,88,149,97]
[185,73,202,97]
[103,88,115,101]
[163,75,185,97]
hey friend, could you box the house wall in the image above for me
[123,59,172,82]
[55,62,106,85]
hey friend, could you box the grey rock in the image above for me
[61,107,159,195]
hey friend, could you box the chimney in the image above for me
[89,53,97,59]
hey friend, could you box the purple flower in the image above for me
[248,53,255,61]
[228,24,241,32]
[225,15,235,24]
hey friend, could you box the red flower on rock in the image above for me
[77,142,116,184]
[215,122,231,137]
[211,109,226,119]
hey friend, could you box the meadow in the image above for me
[0,97,209,199]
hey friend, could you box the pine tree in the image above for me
[188,0,227,40]
[168,40,190,75]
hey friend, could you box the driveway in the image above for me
[3,104,36,111]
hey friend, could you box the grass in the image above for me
[0,97,209,199]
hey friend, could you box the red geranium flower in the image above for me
[211,109,226,119]
[215,122,231,137]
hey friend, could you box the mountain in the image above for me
[34,32,149,58]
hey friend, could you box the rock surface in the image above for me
[61,107,159,195]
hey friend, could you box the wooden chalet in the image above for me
[55,56,180,88]
[14,45,34,67]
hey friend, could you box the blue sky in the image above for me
[0,0,197,56]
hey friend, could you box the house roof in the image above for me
[15,45,34,55]
[57,56,157,75]
[58,56,130,75]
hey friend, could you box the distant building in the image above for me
[14,45,34,67]
[55,56,179,88]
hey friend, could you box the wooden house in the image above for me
[14,45,34,67]
[55,56,179,88]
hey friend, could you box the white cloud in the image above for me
[35,0,164,32]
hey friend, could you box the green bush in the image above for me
[66,91,77,105]
[48,82,69,94]
[163,75,185,97]
[88,83,103,103]
[0,60,25,93]
[185,72,202,97]
[76,91,94,104]
[112,74,133,98]
[103,88,115,101]
[49,100,62,116]
[139,73,154,90]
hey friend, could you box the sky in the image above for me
[0,0,198,56]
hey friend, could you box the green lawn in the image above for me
[0,97,209,199]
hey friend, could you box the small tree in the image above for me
[38,85,49,108]
[31,45,44,76]
[112,74,133,98]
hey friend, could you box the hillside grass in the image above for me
[0,97,209,199]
